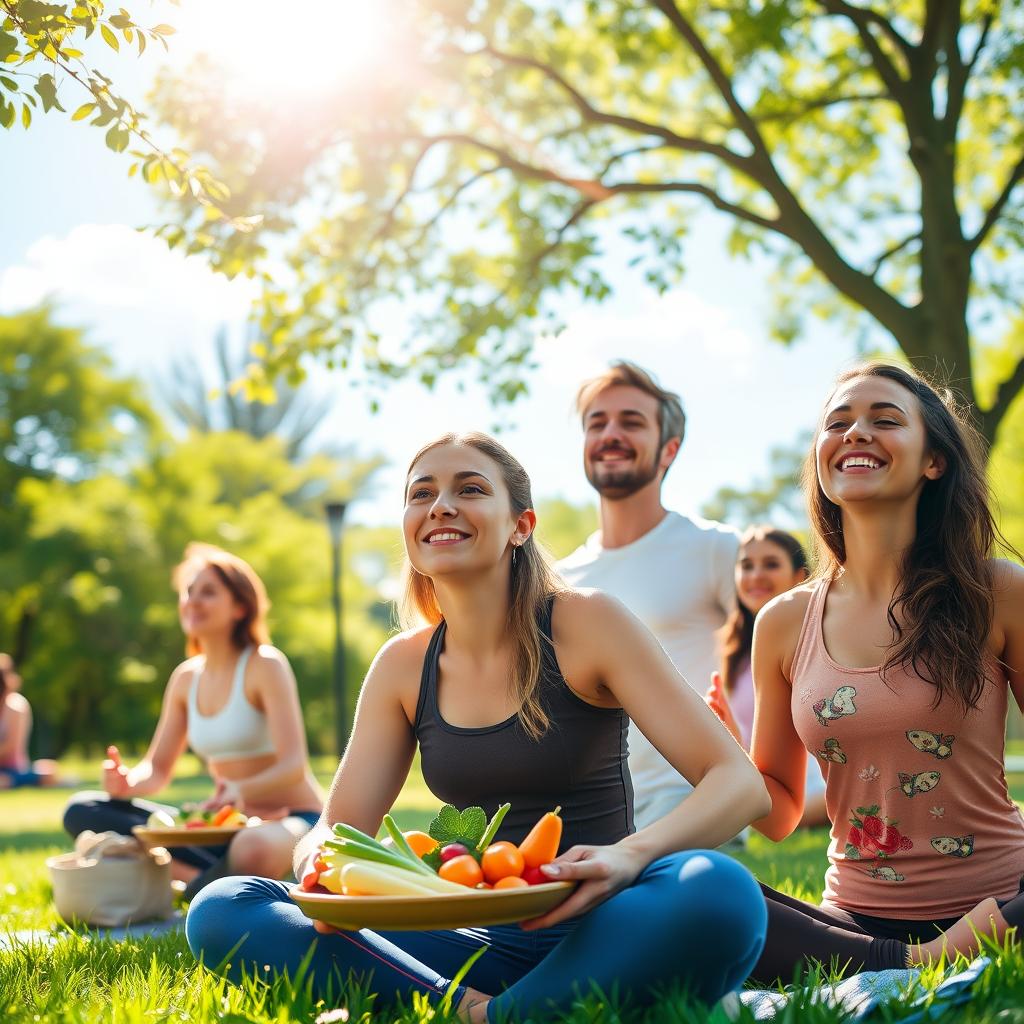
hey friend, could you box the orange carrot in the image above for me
[211,805,236,826]
[518,806,562,868]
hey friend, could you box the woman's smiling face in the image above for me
[403,443,519,578]
[815,374,944,509]
[735,539,805,615]
[178,565,243,639]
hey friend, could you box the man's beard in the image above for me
[585,448,661,500]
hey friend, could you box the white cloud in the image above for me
[0,223,257,318]
[0,223,259,372]
[537,288,755,382]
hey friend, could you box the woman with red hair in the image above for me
[63,543,323,897]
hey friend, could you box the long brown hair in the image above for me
[805,362,1002,710]
[399,432,566,739]
[719,526,808,694]
[172,543,271,657]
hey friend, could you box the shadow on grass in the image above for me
[0,829,68,854]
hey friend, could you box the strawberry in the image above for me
[861,815,884,839]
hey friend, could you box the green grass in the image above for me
[2,762,1023,1022]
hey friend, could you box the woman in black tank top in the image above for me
[187,432,770,1021]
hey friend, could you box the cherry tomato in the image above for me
[493,875,529,890]
[521,866,548,886]
[481,842,526,884]
[438,854,484,888]
[404,831,440,857]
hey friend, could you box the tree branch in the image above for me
[597,144,673,178]
[755,91,890,123]
[816,1,910,112]
[970,150,1024,254]
[981,354,1024,442]
[870,231,922,276]
[523,199,597,280]
[471,43,753,174]
[946,13,992,130]
[819,0,914,57]
[648,0,770,158]
[607,181,788,236]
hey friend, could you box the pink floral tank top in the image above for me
[791,579,1024,919]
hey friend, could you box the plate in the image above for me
[289,881,577,931]
[131,824,248,847]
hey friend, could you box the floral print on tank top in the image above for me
[789,581,1024,920]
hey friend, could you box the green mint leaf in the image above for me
[427,804,489,847]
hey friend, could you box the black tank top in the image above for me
[414,597,634,851]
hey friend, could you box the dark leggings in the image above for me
[752,882,1024,983]
[63,790,320,871]
[64,791,226,869]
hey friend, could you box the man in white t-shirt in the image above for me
[558,361,739,828]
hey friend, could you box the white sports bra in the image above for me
[187,646,275,761]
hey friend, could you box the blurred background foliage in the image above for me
[0,304,600,758]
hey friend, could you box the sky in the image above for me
[1,1,878,531]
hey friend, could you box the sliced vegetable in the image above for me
[340,861,467,896]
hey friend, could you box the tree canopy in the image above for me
[139,0,1024,440]
[5,3,1023,438]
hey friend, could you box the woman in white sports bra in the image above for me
[63,543,324,897]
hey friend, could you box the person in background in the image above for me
[0,652,59,789]
[63,544,323,897]
[705,525,828,828]
[559,362,739,828]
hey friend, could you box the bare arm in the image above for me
[567,592,770,859]
[105,665,190,797]
[0,695,31,767]
[992,559,1024,715]
[748,589,813,841]
[293,634,421,878]
[524,591,770,929]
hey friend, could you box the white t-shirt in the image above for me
[559,511,739,828]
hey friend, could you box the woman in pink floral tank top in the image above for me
[709,362,1024,980]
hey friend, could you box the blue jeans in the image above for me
[186,849,766,1019]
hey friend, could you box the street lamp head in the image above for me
[325,501,348,545]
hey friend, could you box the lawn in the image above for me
[2,759,1023,1023]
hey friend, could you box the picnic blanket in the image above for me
[721,957,991,1021]
[0,912,184,951]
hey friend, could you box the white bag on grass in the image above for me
[47,830,173,927]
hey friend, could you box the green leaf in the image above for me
[0,75,16,91]
[33,73,64,113]
[70,102,94,121]
[21,102,30,127]
[427,804,488,847]
[0,32,17,62]
[104,124,129,151]
[100,23,119,51]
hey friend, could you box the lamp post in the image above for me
[325,500,349,756]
